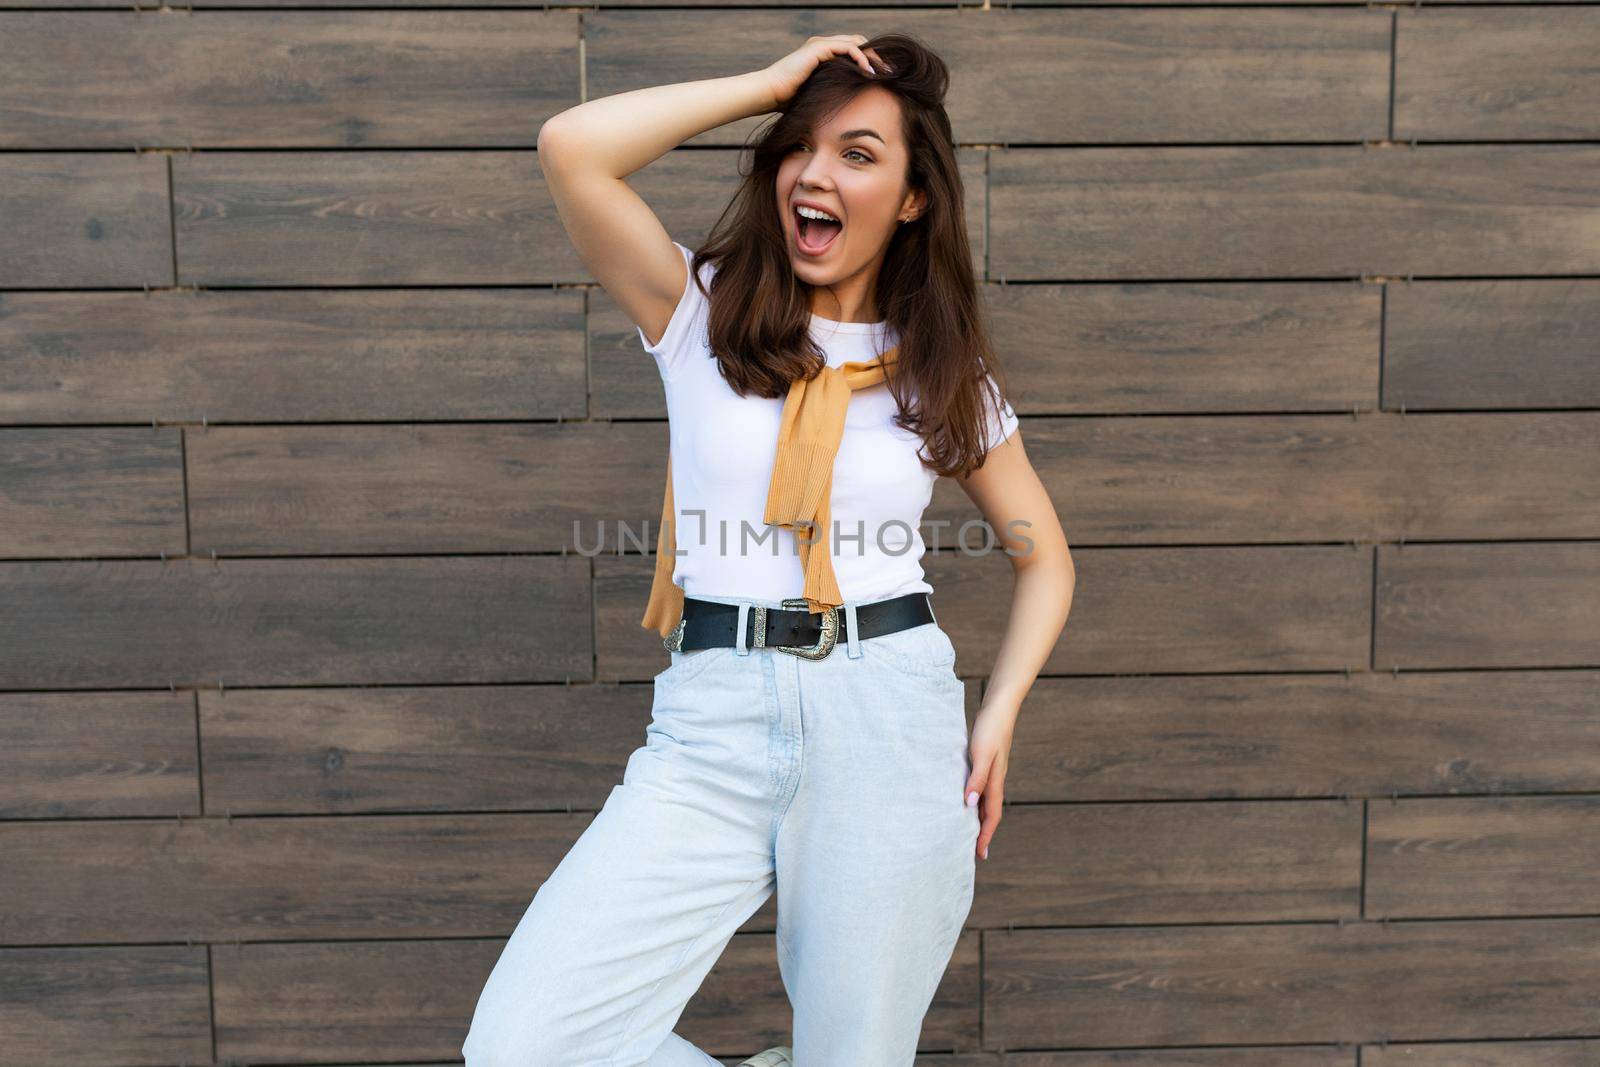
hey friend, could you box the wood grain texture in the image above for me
[184,421,663,553]
[0,692,198,818]
[1015,544,1372,674]
[0,428,185,556]
[981,280,1383,414]
[0,812,596,943]
[1394,8,1600,140]
[0,946,211,1066]
[1365,1039,1600,1066]
[0,154,170,288]
[1366,796,1600,919]
[991,145,1600,280]
[984,918,1600,1047]
[1005,1052,1350,1067]
[1376,542,1600,669]
[173,150,573,286]
[969,799,1363,927]
[0,11,579,148]
[926,412,1600,543]
[0,288,586,423]
[1002,670,1600,802]
[1384,280,1600,410]
[197,683,652,814]
[0,556,590,688]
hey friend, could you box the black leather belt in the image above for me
[663,592,934,661]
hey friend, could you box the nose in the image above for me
[798,155,839,189]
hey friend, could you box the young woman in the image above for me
[463,32,1074,1067]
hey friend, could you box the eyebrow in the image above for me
[837,128,887,146]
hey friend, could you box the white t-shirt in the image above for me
[638,240,1018,607]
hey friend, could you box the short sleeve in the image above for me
[981,371,1020,452]
[636,241,711,380]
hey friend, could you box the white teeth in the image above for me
[796,205,841,224]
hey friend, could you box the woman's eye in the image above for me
[791,143,871,164]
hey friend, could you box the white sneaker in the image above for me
[737,1047,794,1067]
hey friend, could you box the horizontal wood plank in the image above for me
[0,428,185,556]
[0,812,593,943]
[0,289,586,423]
[184,422,663,553]
[1018,544,1370,674]
[1366,796,1600,919]
[0,691,198,818]
[1005,1051,1349,1067]
[982,280,1382,415]
[984,918,1600,1047]
[970,800,1362,927]
[0,556,589,688]
[1394,8,1600,140]
[927,412,1600,544]
[0,946,210,1066]
[1376,542,1600,669]
[1365,1039,1600,1066]
[0,11,578,148]
[1003,670,1600,802]
[1384,280,1600,410]
[199,683,650,814]
[0,154,170,288]
[991,145,1600,280]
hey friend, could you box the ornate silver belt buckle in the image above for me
[772,598,839,660]
[662,617,686,653]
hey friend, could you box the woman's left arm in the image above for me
[951,428,1075,861]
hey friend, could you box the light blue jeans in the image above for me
[461,591,979,1066]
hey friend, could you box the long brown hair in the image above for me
[684,32,1014,479]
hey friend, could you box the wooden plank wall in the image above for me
[2,2,1598,1064]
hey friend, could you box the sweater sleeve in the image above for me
[636,241,712,381]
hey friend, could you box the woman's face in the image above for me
[776,88,922,299]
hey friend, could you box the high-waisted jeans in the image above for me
[460,591,980,1066]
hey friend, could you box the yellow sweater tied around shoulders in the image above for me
[641,347,901,638]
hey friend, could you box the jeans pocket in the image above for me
[651,644,731,688]
[863,622,959,681]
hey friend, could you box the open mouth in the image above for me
[794,206,843,257]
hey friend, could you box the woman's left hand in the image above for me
[963,704,1016,861]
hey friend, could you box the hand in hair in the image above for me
[761,34,891,108]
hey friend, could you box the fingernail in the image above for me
[966,791,979,807]
[982,845,989,860]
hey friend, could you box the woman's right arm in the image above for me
[537,36,883,347]
[536,72,779,347]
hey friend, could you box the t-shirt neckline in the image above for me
[810,312,885,336]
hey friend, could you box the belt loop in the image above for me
[844,602,862,659]
[734,602,751,656]
[925,593,938,626]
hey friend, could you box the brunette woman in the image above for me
[464,32,1074,1067]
